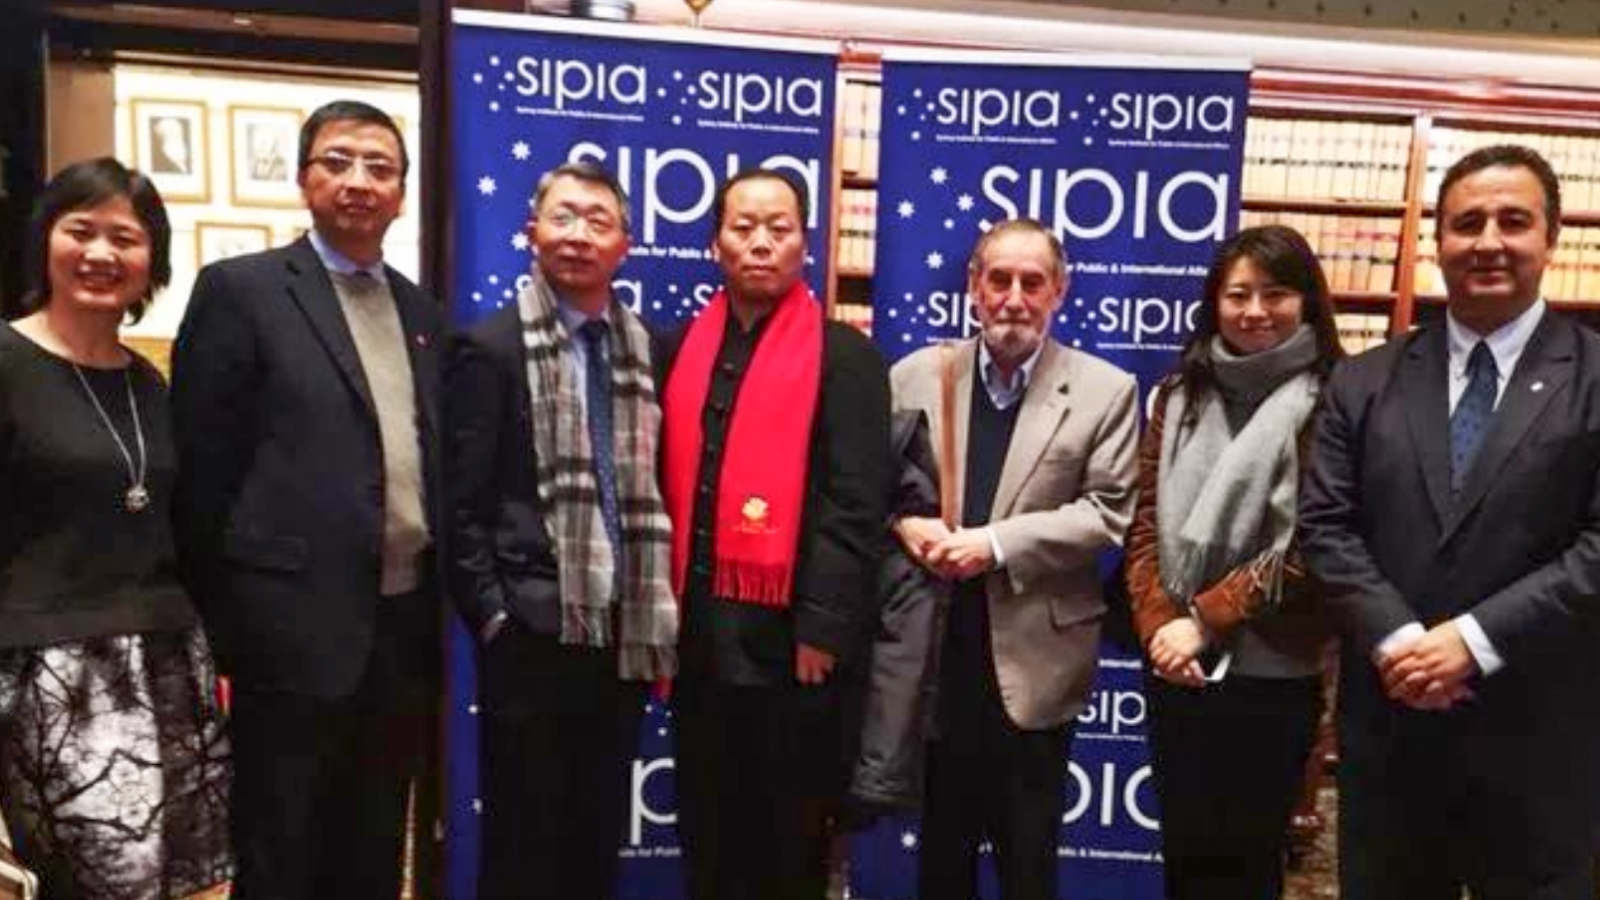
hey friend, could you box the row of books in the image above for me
[1238,210,1402,294]
[837,188,879,275]
[839,79,883,181]
[1414,220,1600,301]
[1335,313,1391,354]
[1423,127,1600,213]
[1241,118,1412,202]
[830,302,873,336]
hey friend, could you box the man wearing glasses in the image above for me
[172,100,442,899]
[444,162,677,899]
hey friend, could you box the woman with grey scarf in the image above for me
[1124,225,1343,900]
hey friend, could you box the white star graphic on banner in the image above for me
[510,233,528,251]
[897,200,915,219]
[511,141,531,161]
[926,251,944,270]
[472,73,483,84]
[944,218,954,229]
[901,831,918,849]
[478,176,497,195]
[957,194,974,211]
[911,131,922,141]
[489,55,501,66]
[488,101,500,113]
[930,167,948,185]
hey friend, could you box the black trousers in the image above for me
[1337,671,1597,900]
[476,622,645,900]
[674,675,842,900]
[1145,673,1320,900]
[228,595,434,900]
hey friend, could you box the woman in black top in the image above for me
[0,158,231,898]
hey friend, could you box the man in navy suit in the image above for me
[172,100,441,900]
[1301,144,1600,899]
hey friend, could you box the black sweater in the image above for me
[0,322,195,648]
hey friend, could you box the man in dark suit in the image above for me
[171,100,441,900]
[445,161,677,899]
[1301,144,1600,899]
[660,168,893,900]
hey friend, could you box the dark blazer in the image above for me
[171,237,443,699]
[663,319,894,681]
[1299,311,1600,829]
[442,303,666,637]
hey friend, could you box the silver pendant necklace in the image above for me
[70,363,149,513]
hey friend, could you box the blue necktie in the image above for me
[579,320,623,590]
[1450,341,1498,496]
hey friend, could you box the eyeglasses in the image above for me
[543,209,621,239]
[307,153,403,184]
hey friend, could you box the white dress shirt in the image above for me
[1375,299,1547,677]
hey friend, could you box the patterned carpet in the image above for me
[1283,787,1338,900]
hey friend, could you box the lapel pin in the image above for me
[415,333,428,348]
[1531,381,1545,392]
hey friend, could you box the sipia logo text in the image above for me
[514,56,648,110]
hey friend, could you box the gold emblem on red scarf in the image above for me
[737,495,775,534]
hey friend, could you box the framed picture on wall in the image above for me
[130,99,210,203]
[228,105,302,208]
[195,221,272,268]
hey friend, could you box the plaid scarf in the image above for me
[518,271,678,681]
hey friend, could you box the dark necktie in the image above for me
[579,320,623,591]
[1450,340,1498,495]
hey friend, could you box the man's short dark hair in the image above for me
[966,218,1068,285]
[1436,144,1561,245]
[711,168,809,238]
[297,100,409,180]
[531,161,632,236]
[23,156,171,324]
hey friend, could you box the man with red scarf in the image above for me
[662,168,893,900]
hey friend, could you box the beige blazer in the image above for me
[890,337,1138,729]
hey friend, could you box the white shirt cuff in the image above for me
[985,526,1006,569]
[1374,621,1425,665]
[1454,613,1504,676]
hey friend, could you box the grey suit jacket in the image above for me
[891,337,1139,729]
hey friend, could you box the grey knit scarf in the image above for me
[518,271,678,680]
[1156,324,1320,609]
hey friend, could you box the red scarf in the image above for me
[662,281,823,607]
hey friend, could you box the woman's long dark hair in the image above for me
[1170,224,1345,420]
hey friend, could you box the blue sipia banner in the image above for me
[852,48,1250,899]
[446,11,839,900]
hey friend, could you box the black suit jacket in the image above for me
[442,303,666,638]
[663,319,894,683]
[171,237,443,699]
[1300,311,1600,793]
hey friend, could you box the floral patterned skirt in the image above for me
[0,627,233,900]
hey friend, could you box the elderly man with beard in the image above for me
[890,218,1139,900]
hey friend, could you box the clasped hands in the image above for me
[894,515,995,581]
[1374,620,1478,711]
[1147,617,1208,688]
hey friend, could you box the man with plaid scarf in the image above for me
[444,162,677,900]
